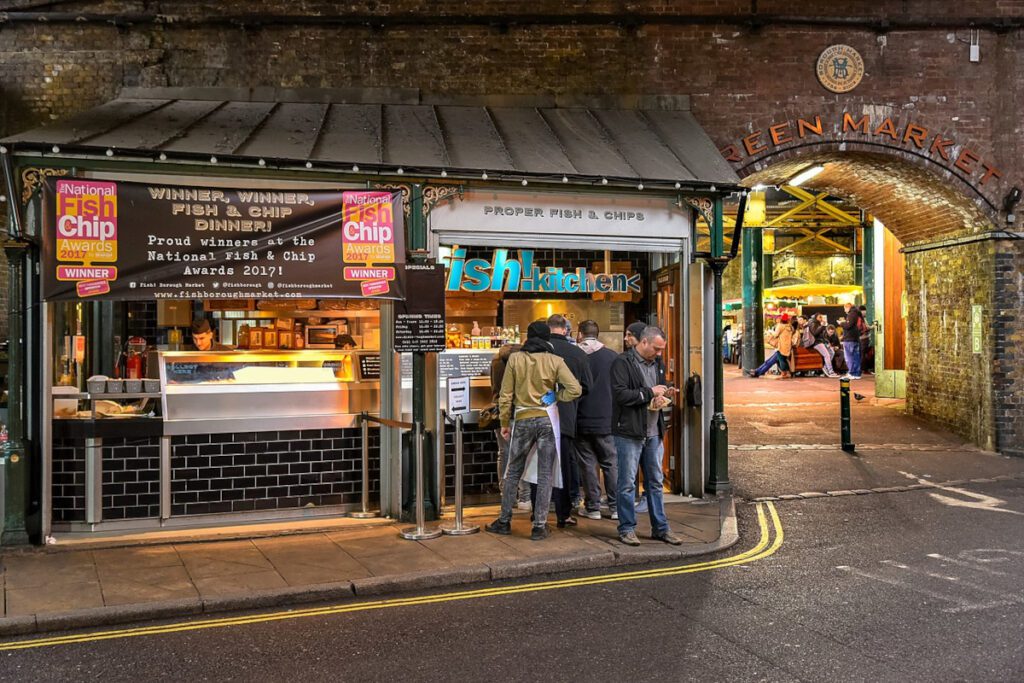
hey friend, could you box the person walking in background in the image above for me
[747,314,793,379]
[840,303,864,380]
[612,326,682,547]
[575,320,619,521]
[488,322,581,541]
[546,314,592,528]
[809,314,840,378]
[489,342,530,509]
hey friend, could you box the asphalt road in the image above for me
[3,477,1023,682]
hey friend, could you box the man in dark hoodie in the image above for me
[546,314,593,528]
[575,320,619,520]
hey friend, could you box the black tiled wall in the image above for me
[443,423,499,498]
[170,427,378,516]
[52,436,161,522]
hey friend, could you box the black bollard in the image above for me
[840,378,855,453]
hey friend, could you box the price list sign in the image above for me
[394,264,446,353]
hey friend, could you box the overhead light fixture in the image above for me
[396,167,404,175]
[674,182,681,189]
[789,165,824,187]
[258,158,266,166]
[601,178,608,185]
[751,183,767,192]
[351,164,359,172]
[562,175,569,184]
[305,161,313,169]
[481,172,488,180]
[521,179,528,186]
[440,169,448,177]
[51,145,60,153]
[637,183,644,191]
[210,156,218,164]
[0,146,8,154]
[158,153,167,161]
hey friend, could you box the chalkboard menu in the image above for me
[439,351,495,378]
[395,264,446,353]
[359,354,381,379]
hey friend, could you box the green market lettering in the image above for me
[446,248,641,294]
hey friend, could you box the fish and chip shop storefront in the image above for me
[0,91,739,545]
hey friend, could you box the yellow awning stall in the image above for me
[763,283,862,301]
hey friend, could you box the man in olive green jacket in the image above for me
[487,321,581,540]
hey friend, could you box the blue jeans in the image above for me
[752,350,789,377]
[842,341,862,377]
[615,435,669,536]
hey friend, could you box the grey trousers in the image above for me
[500,416,557,528]
[495,427,531,502]
[575,433,618,513]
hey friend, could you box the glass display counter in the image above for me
[159,349,381,435]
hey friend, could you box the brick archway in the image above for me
[734,143,997,246]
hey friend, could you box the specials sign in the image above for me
[42,179,405,301]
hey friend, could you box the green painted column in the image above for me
[3,240,31,545]
[741,227,764,370]
[861,223,875,324]
[707,197,731,494]
[402,183,438,522]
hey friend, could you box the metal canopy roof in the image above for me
[2,89,739,188]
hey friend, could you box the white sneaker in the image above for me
[578,509,602,520]
[516,500,532,511]
[610,511,619,520]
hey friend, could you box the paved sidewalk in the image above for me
[0,498,735,636]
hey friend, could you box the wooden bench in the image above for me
[792,346,825,373]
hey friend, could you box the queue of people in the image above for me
[487,317,682,545]
[745,304,872,380]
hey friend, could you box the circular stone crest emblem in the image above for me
[816,44,864,93]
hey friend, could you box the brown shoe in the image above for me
[652,531,683,546]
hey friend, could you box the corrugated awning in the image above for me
[1,88,739,187]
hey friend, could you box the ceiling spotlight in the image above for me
[258,158,266,167]
[210,156,218,164]
[601,178,608,185]
[105,149,114,157]
[396,167,404,175]
[562,175,569,183]
[305,161,313,169]
[674,182,681,189]
[0,146,7,154]
[637,183,644,191]
[521,179,529,186]
[788,165,824,187]
[51,145,60,153]
[709,184,717,192]
[0,195,6,203]
[351,164,359,172]
[481,172,488,180]
[440,169,448,177]
[158,153,167,161]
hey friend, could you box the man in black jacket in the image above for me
[546,314,593,527]
[611,326,682,546]
[840,303,864,380]
[575,320,619,520]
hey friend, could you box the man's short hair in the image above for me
[640,325,666,343]
[578,320,600,338]
[546,314,568,331]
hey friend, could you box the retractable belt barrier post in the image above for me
[400,421,442,540]
[441,413,480,536]
[839,379,856,453]
[349,414,381,519]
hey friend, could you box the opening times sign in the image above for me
[42,179,405,301]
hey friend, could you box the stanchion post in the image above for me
[349,413,380,519]
[400,422,442,540]
[441,414,480,536]
[840,379,856,453]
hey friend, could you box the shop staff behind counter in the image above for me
[188,318,234,352]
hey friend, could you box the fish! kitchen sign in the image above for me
[446,248,641,294]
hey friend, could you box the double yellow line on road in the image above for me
[0,503,783,651]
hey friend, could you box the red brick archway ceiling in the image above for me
[741,152,994,246]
